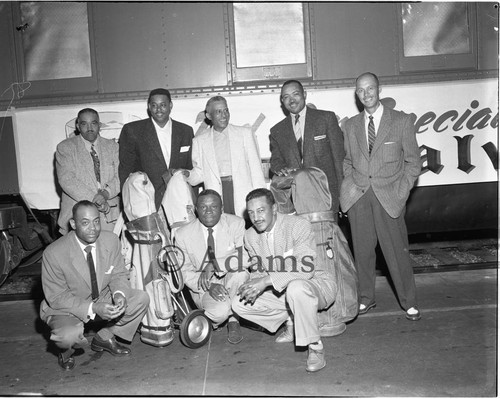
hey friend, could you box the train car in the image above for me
[0,2,498,281]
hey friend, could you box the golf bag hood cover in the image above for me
[122,171,156,221]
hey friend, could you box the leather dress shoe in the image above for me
[319,322,346,337]
[306,346,326,372]
[275,325,294,343]
[227,321,243,344]
[91,335,131,356]
[358,303,376,315]
[406,307,421,321]
[58,352,75,371]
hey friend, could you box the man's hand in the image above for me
[275,167,296,177]
[92,190,109,206]
[93,302,124,321]
[113,293,127,316]
[237,276,271,305]
[170,169,190,179]
[209,283,229,302]
[198,262,214,291]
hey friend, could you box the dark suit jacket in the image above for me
[40,230,131,323]
[270,107,345,213]
[340,106,421,218]
[119,118,194,209]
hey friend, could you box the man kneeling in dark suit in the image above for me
[40,201,149,370]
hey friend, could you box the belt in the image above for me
[221,175,233,182]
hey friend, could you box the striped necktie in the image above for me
[295,114,303,160]
[368,116,376,154]
[90,144,101,183]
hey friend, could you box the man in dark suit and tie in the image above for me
[270,80,345,221]
[340,72,422,321]
[40,201,149,370]
[119,88,194,210]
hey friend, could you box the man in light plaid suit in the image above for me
[232,188,336,373]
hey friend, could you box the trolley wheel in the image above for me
[179,309,212,349]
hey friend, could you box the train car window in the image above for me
[398,2,477,72]
[226,3,313,83]
[11,2,98,97]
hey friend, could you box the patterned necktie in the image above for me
[207,228,221,272]
[84,245,99,301]
[368,116,376,154]
[295,114,303,160]
[90,144,101,183]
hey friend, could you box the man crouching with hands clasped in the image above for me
[232,189,336,372]
[40,201,149,370]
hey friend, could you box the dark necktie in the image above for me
[84,245,99,301]
[368,116,376,154]
[90,144,101,183]
[295,114,303,160]
[207,227,221,272]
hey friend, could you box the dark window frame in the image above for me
[11,2,99,98]
[397,2,478,73]
[225,3,313,84]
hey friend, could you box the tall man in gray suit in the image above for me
[119,88,194,210]
[340,72,422,321]
[270,80,344,220]
[56,108,121,235]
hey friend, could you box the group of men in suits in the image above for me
[44,72,421,372]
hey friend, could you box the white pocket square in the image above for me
[314,135,326,141]
[384,142,395,145]
[104,265,114,274]
[180,146,190,152]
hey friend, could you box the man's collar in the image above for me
[291,106,307,121]
[364,103,383,119]
[151,117,171,130]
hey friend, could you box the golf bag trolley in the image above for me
[121,172,212,349]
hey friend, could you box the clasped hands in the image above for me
[198,262,229,302]
[237,276,271,305]
[93,293,127,321]
[275,167,297,177]
[92,189,110,214]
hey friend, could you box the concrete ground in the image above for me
[0,268,497,396]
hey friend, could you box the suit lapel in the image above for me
[95,236,108,291]
[77,137,99,189]
[145,119,167,169]
[372,107,392,155]
[227,125,240,175]
[204,129,222,181]
[353,113,369,159]
[68,232,93,291]
[272,213,285,256]
[170,120,181,169]
[282,117,302,166]
[303,107,315,161]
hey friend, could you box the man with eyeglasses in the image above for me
[119,88,194,210]
[56,108,121,235]
[187,96,266,218]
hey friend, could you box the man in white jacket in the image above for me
[187,96,266,219]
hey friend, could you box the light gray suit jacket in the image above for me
[174,213,247,294]
[340,106,421,218]
[40,230,131,323]
[188,124,266,218]
[56,135,120,233]
[244,213,335,303]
